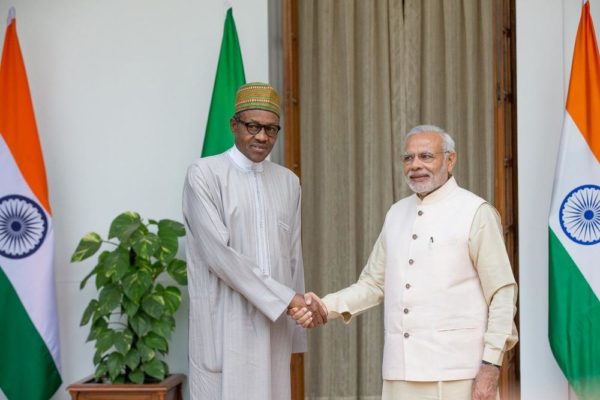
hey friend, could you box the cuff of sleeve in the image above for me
[322,295,352,324]
[482,347,504,366]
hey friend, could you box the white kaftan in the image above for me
[183,146,307,400]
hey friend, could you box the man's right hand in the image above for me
[288,292,328,328]
[288,293,313,327]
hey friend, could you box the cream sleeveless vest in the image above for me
[382,177,487,381]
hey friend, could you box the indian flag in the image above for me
[548,1,600,399]
[0,9,62,399]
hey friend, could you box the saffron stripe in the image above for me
[565,1,600,162]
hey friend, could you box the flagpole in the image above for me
[6,6,15,25]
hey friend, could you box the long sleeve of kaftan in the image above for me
[183,164,295,322]
[321,231,386,323]
[469,203,519,366]
[291,189,308,353]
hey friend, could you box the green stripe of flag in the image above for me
[549,229,600,399]
[201,7,246,157]
[0,268,62,400]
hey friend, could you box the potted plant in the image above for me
[67,211,187,398]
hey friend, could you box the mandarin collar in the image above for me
[415,176,458,205]
[227,146,264,172]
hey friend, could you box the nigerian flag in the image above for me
[0,9,62,399]
[548,2,600,399]
[201,7,246,157]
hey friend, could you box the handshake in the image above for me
[287,292,328,329]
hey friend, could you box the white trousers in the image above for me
[381,379,500,400]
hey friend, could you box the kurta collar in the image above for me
[415,176,458,205]
[227,146,264,172]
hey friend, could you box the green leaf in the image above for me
[79,265,99,290]
[142,293,165,319]
[129,312,152,337]
[158,219,185,237]
[97,284,122,314]
[95,265,111,289]
[94,362,108,381]
[156,222,181,263]
[162,286,182,315]
[128,368,144,384]
[148,219,158,225]
[71,232,102,262]
[151,316,173,339]
[123,270,153,303]
[143,357,166,381]
[132,233,160,261]
[113,329,134,355]
[124,348,141,370]
[87,318,108,342]
[96,329,114,353]
[108,212,141,242]
[122,295,139,317]
[92,251,111,289]
[93,349,104,365]
[151,261,166,278]
[80,299,99,326]
[167,259,187,285]
[92,309,107,323]
[143,332,168,352]
[156,236,178,264]
[137,342,155,362]
[106,351,125,381]
[104,247,130,282]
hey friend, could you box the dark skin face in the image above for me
[230,109,279,163]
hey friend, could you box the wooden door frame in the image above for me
[283,1,520,398]
[494,0,520,399]
[282,1,303,400]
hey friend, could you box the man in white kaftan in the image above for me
[183,83,322,400]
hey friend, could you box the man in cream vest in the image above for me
[292,125,518,400]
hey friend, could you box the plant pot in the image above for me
[67,373,185,400]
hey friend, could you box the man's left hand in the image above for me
[472,363,500,400]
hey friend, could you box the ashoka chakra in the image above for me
[559,184,600,245]
[0,194,48,259]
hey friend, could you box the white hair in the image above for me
[405,125,456,153]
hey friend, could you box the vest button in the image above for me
[405,283,411,289]
[418,210,423,216]
[408,259,414,265]
[403,308,409,314]
[404,332,410,338]
[412,234,418,240]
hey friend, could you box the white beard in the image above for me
[404,166,449,196]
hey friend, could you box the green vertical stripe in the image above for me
[549,228,600,399]
[201,7,246,157]
[0,268,61,400]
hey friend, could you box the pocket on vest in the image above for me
[435,327,483,370]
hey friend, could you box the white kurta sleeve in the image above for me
[290,188,307,353]
[183,163,295,322]
[321,230,386,324]
[469,203,519,365]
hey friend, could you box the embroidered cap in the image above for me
[234,82,280,117]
